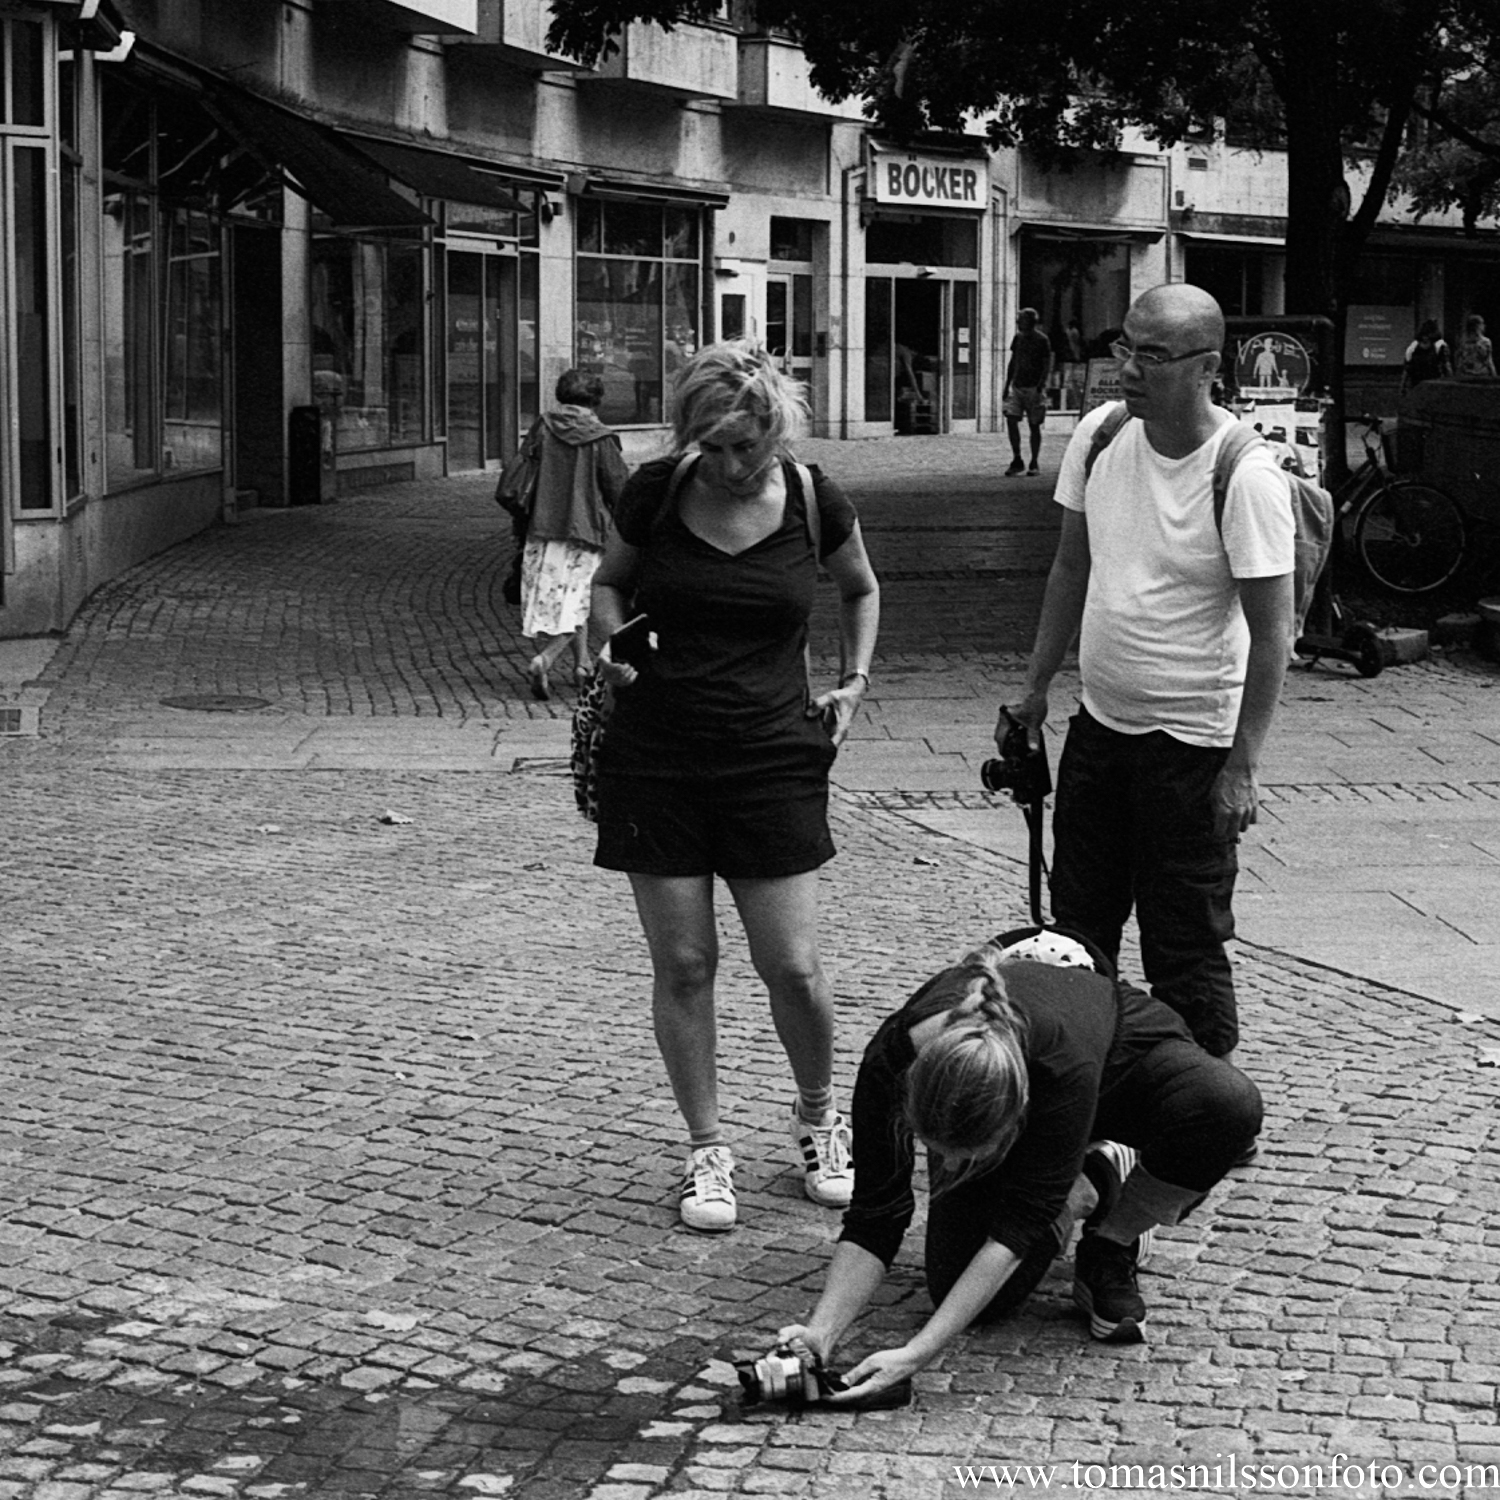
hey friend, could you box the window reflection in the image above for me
[576,200,701,427]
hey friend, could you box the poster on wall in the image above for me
[1232,332,1311,399]
[1344,305,1413,366]
[1081,357,1124,413]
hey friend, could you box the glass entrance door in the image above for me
[446,249,517,471]
[767,273,813,409]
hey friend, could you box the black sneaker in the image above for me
[1027,463,1040,476]
[1080,1140,1154,1267]
[1073,1230,1146,1343]
[1005,459,1025,476]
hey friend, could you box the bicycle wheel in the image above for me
[1354,482,1467,594]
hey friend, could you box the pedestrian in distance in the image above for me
[1402,318,1453,393]
[1454,313,1496,378]
[590,340,881,1234]
[1002,308,1053,477]
[519,368,631,701]
[1007,283,1296,1061]
[776,939,1262,1400]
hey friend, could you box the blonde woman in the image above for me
[590,341,880,1233]
[779,942,1262,1399]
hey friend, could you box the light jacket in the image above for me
[526,406,630,549]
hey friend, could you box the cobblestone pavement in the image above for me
[3,435,1500,1499]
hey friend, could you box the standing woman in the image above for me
[520,368,631,700]
[590,342,880,1233]
[1401,318,1453,394]
[1455,313,1497,378]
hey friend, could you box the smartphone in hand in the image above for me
[609,614,656,671]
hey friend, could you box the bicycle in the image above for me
[1339,416,1467,595]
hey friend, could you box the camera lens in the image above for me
[979,758,1010,792]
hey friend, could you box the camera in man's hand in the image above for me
[980,707,1052,807]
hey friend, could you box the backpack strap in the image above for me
[791,460,821,559]
[1209,423,1268,533]
[1082,401,1131,483]
[649,453,699,537]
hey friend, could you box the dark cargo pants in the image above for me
[1049,706,1241,1058]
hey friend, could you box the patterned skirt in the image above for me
[520,538,604,638]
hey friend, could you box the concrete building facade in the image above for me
[2,0,1496,637]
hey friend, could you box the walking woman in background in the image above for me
[590,342,880,1233]
[520,368,631,700]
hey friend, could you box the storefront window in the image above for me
[864,277,892,422]
[311,236,426,451]
[1020,234,1130,360]
[7,19,45,128]
[59,56,81,501]
[866,215,978,269]
[951,281,976,421]
[163,209,223,470]
[102,191,157,489]
[576,199,702,427]
[13,146,51,508]
[100,75,228,491]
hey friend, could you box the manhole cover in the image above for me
[160,694,272,713]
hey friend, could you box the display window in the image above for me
[575,198,702,427]
[311,236,426,452]
[99,72,257,490]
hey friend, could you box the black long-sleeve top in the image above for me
[839,959,1177,1268]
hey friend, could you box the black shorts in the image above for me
[593,769,835,880]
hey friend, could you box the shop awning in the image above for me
[1016,219,1164,242]
[199,83,430,232]
[1177,229,1285,247]
[351,138,531,213]
[577,172,730,209]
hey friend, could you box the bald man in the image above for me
[1005,284,1295,1061]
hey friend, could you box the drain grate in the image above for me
[159,694,272,713]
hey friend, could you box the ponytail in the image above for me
[903,947,1030,1193]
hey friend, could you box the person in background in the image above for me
[1002,309,1053,477]
[1455,313,1497,378]
[520,369,631,700]
[590,342,880,1234]
[777,939,1262,1400]
[1402,318,1453,394]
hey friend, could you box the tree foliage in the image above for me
[549,0,1500,331]
[1398,31,1500,233]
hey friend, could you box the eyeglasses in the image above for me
[1110,340,1219,368]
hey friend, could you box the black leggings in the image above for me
[924,1038,1262,1319]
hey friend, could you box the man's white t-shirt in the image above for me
[1056,404,1295,748]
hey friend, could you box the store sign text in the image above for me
[874,155,984,210]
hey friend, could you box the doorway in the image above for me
[894,279,945,433]
[767,272,813,409]
[446,248,520,471]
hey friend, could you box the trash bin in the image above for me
[1395,378,1500,522]
[289,371,342,506]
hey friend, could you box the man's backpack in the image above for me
[1083,402,1334,636]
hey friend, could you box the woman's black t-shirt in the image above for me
[601,456,857,779]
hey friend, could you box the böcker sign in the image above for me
[869,146,986,211]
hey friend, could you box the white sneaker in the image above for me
[1082,1140,1155,1268]
[680,1145,736,1233]
[791,1108,854,1208]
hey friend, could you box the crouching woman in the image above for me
[780,942,1262,1402]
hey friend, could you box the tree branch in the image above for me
[1411,97,1500,163]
